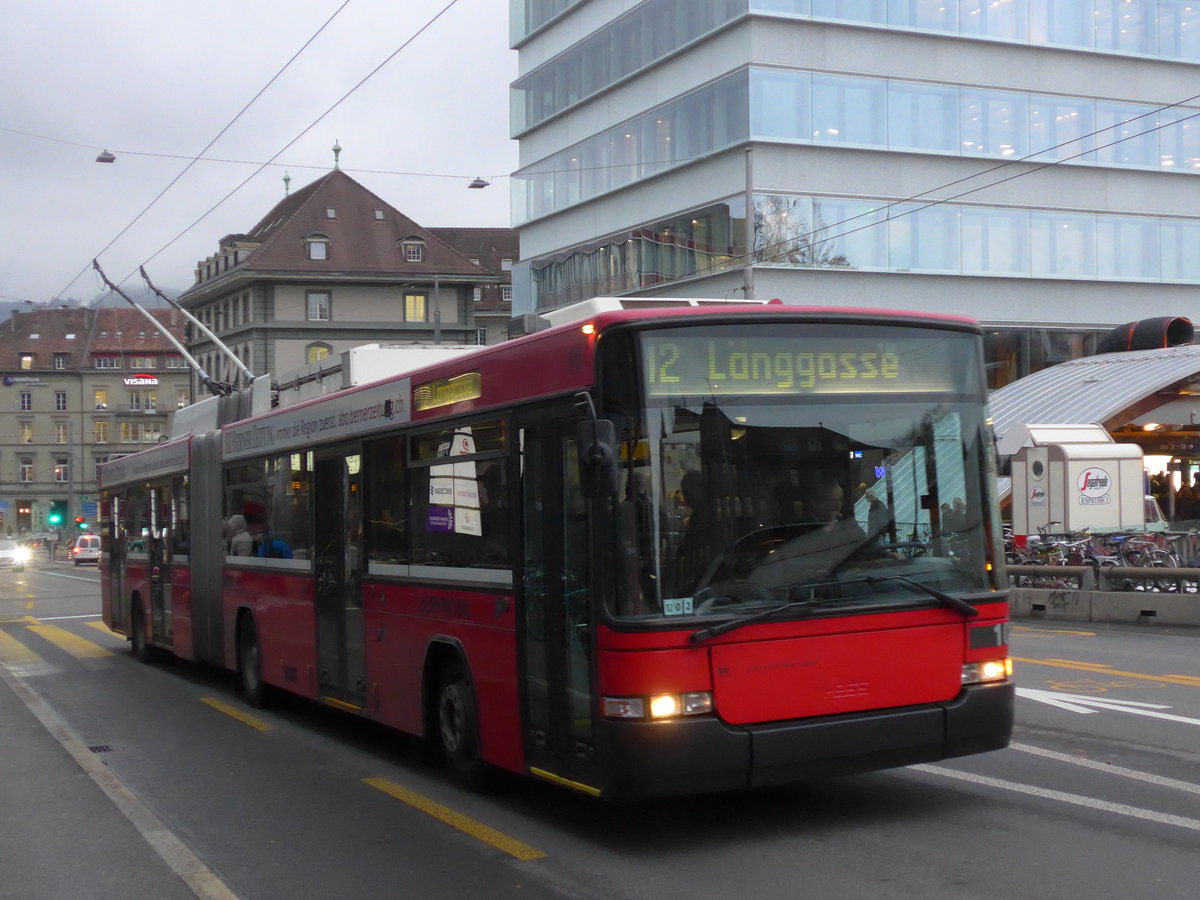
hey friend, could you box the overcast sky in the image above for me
[0,0,518,305]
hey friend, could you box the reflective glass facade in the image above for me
[516,67,1200,223]
[529,191,1200,307]
[512,0,744,133]
[756,0,1200,60]
[759,193,1200,282]
[513,2,1200,136]
[513,70,750,224]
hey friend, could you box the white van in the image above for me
[72,533,101,565]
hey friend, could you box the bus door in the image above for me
[519,416,598,790]
[312,446,366,703]
[146,485,172,645]
[106,496,126,627]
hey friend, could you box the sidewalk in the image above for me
[0,667,228,899]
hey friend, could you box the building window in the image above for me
[55,391,67,411]
[177,389,188,410]
[19,459,33,483]
[54,353,68,369]
[475,328,488,345]
[307,291,331,321]
[326,207,336,219]
[55,422,68,444]
[501,286,513,302]
[166,355,186,368]
[404,293,427,322]
[130,355,156,369]
[120,422,138,443]
[307,343,332,364]
[143,422,161,443]
[54,458,69,484]
[402,241,425,262]
[19,354,33,370]
[95,421,109,443]
[94,355,120,369]
[19,391,31,411]
[19,423,33,444]
[374,209,385,220]
[129,391,143,411]
[94,389,108,410]
[95,457,110,480]
[472,287,482,302]
[501,258,513,271]
[145,391,157,412]
[305,234,330,260]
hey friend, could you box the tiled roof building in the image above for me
[0,306,190,534]
[178,169,516,393]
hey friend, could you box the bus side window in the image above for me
[365,435,408,564]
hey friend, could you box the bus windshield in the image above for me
[600,321,998,623]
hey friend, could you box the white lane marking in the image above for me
[1018,687,1200,726]
[1010,742,1200,796]
[37,571,99,583]
[914,764,1200,833]
[35,613,103,621]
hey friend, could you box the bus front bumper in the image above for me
[596,682,1014,800]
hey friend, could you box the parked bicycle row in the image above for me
[1003,522,1199,591]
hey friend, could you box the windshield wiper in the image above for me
[690,597,835,643]
[689,574,978,643]
[863,573,978,618]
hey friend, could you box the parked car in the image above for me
[71,534,101,566]
[0,539,32,572]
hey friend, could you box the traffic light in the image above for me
[74,517,89,531]
[47,500,67,527]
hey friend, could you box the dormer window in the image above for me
[305,233,330,260]
[374,209,385,220]
[401,239,425,263]
[19,354,34,370]
[326,208,336,219]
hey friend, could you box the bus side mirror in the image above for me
[577,419,618,498]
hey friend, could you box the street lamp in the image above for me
[95,149,116,163]
[467,177,489,189]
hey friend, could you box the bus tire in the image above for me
[437,662,488,790]
[237,615,268,709]
[130,602,153,663]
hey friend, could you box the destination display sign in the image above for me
[640,329,972,397]
[100,437,191,487]
[222,378,411,461]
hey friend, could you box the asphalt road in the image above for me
[3,568,1199,899]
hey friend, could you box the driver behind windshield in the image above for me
[746,471,868,589]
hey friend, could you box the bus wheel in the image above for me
[130,604,152,663]
[437,663,488,789]
[237,616,267,708]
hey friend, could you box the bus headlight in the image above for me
[602,692,712,720]
[961,658,1012,685]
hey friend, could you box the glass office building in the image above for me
[509,1,1200,386]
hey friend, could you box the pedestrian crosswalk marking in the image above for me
[27,624,113,658]
[0,629,41,664]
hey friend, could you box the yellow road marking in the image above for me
[1014,626,1096,636]
[86,620,119,637]
[364,777,547,861]
[0,629,41,663]
[199,697,272,732]
[27,624,113,658]
[1015,656,1200,687]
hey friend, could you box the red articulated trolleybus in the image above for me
[100,298,1013,799]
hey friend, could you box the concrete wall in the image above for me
[1011,586,1200,627]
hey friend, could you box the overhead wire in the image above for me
[116,0,464,293]
[53,0,355,302]
[750,95,1200,270]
